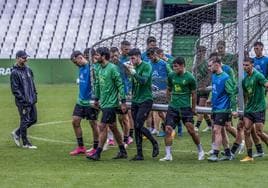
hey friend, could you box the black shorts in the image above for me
[72,104,98,120]
[211,113,231,126]
[165,106,194,129]
[101,108,117,124]
[115,108,128,115]
[244,111,265,124]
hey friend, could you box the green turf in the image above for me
[1,84,268,188]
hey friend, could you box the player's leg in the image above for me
[87,108,113,160]
[182,107,204,160]
[137,100,159,158]
[86,107,99,156]
[159,107,177,161]
[230,118,245,156]
[109,121,128,159]
[131,103,144,160]
[225,121,237,138]
[208,124,222,162]
[240,116,254,162]
[128,110,134,141]
[118,112,130,147]
[69,104,86,155]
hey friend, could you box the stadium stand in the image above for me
[0,0,142,58]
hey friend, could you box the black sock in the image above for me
[213,150,219,157]
[129,129,134,138]
[124,136,129,143]
[93,140,99,149]
[247,148,253,158]
[96,147,103,155]
[224,148,231,156]
[195,120,202,128]
[77,137,84,147]
[119,144,126,153]
[205,118,212,127]
[161,123,165,131]
[255,144,263,153]
[231,143,240,154]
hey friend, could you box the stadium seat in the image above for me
[0,0,141,58]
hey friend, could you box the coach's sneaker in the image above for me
[159,155,173,161]
[198,150,205,160]
[207,154,219,162]
[253,152,264,158]
[69,146,86,156]
[86,148,96,157]
[113,151,128,159]
[11,130,20,147]
[202,126,212,132]
[22,143,37,149]
[240,156,254,162]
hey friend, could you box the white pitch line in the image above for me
[30,120,202,154]
[29,135,75,144]
[35,120,71,127]
[28,135,197,153]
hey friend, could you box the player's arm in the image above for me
[225,78,237,112]
[93,69,100,107]
[191,90,197,113]
[29,68,37,95]
[190,75,197,113]
[112,67,126,102]
[10,72,27,105]
[166,73,173,102]
[256,72,268,88]
[133,64,151,85]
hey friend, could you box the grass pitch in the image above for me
[1,84,268,188]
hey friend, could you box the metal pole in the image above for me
[237,0,245,113]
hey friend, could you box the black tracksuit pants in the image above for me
[15,104,37,145]
[131,100,157,156]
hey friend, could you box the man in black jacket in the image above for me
[10,50,37,149]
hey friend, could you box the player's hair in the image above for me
[173,56,185,66]
[253,41,264,47]
[91,48,96,56]
[128,48,141,56]
[146,36,157,45]
[70,50,83,60]
[216,40,226,47]
[197,45,207,52]
[120,40,131,46]
[244,57,253,64]
[211,57,221,64]
[156,48,164,54]
[110,47,119,53]
[96,47,110,60]
[146,48,156,56]
[209,52,218,59]
[83,48,91,55]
